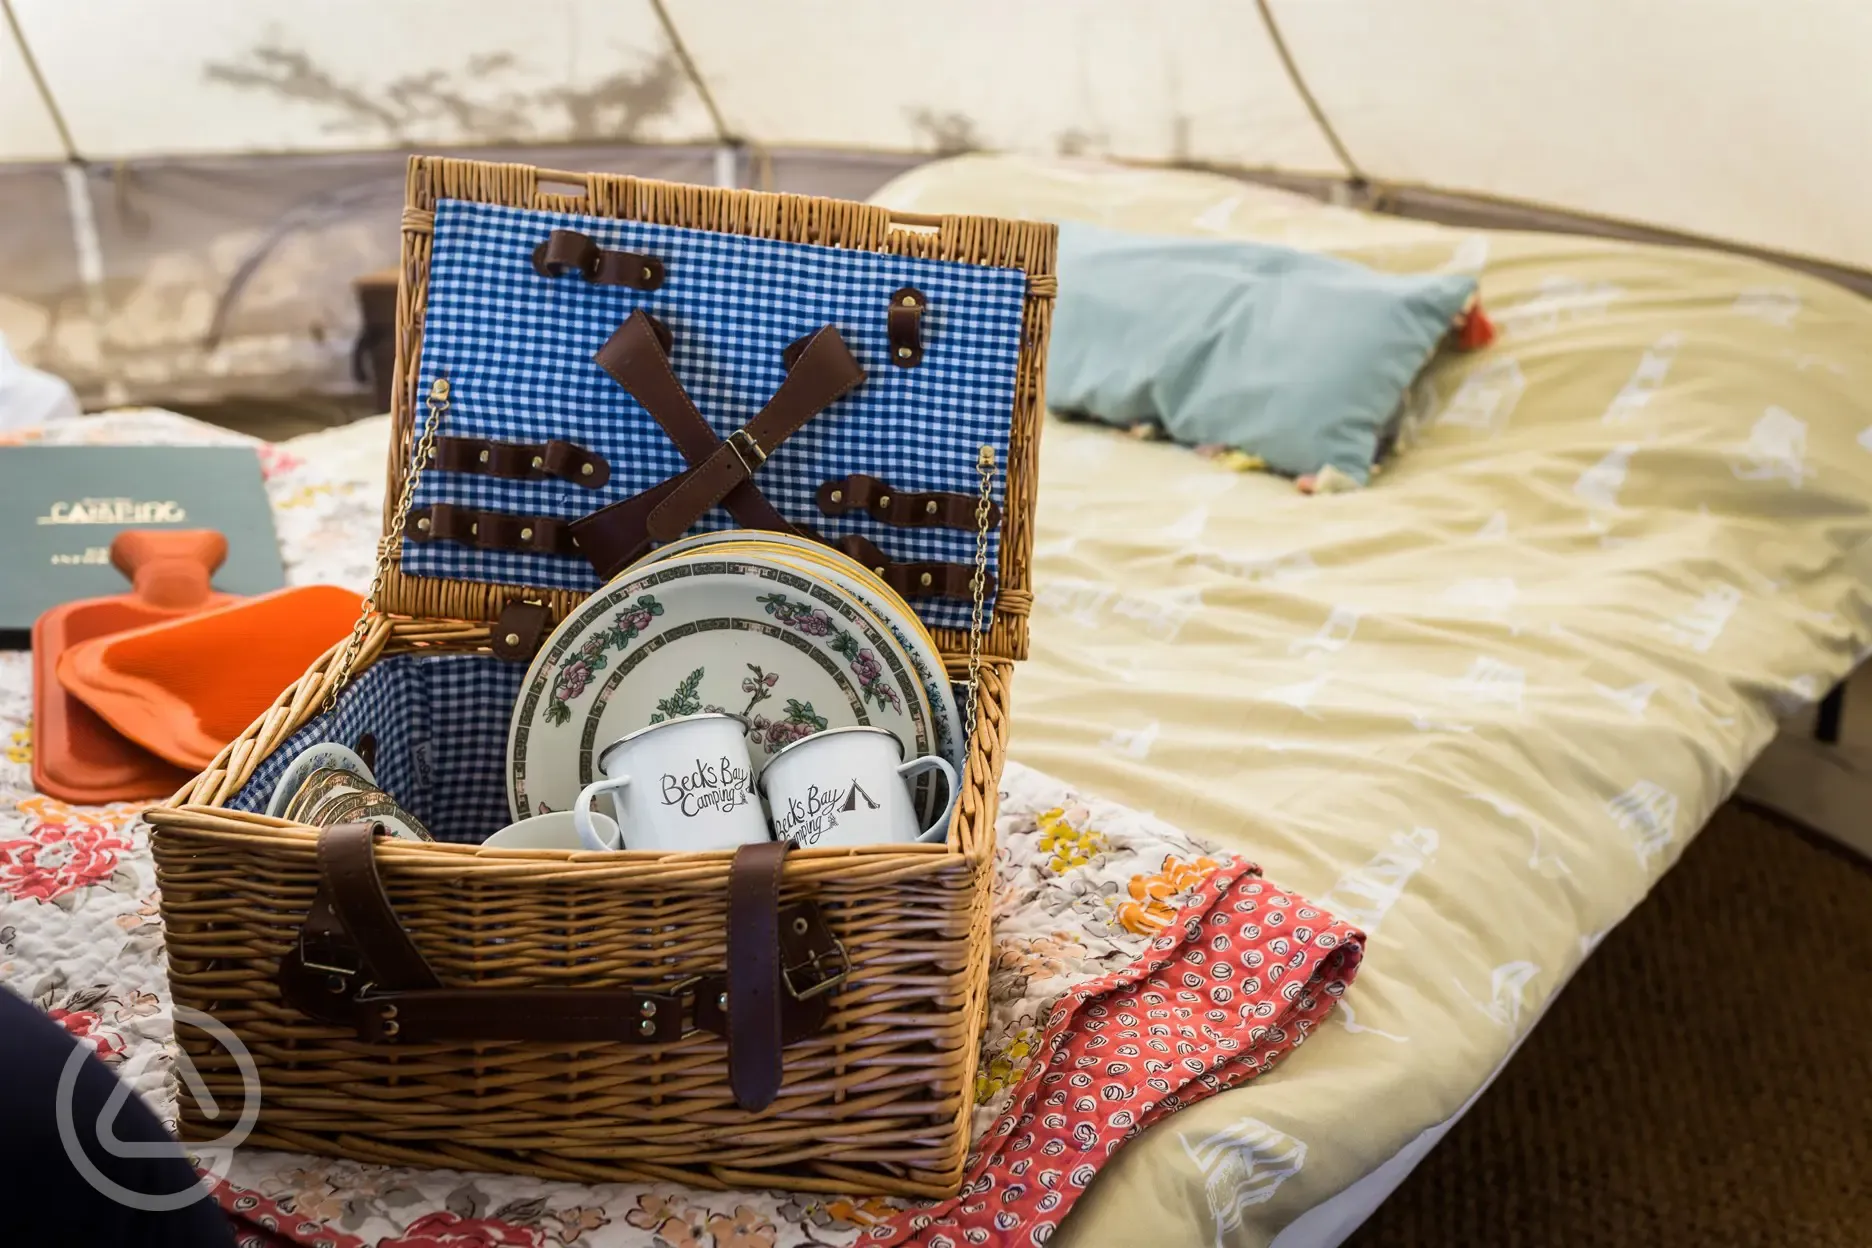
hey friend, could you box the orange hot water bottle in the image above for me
[32,530,237,803]
[58,582,363,772]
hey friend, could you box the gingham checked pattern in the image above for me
[406,198,1029,632]
[227,654,524,844]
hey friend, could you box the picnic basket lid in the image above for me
[377,156,1055,662]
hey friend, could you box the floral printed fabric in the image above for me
[872,861,1362,1247]
[0,410,1359,1248]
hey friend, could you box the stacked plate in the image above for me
[267,742,433,841]
[506,531,964,825]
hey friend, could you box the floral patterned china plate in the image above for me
[507,553,931,822]
[636,530,966,796]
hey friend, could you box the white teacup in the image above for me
[574,712,769,853]
[482,809,619,851]
[760,725,958,849]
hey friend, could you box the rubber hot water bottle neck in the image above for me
[113,529,228,610]
[57,582,364,773]
[31,529,237,804]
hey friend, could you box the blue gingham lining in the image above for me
[226,654,523,844]
[406,198,1028,632]
[225,651,974,844]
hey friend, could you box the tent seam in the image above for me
[1254,0,1362,185]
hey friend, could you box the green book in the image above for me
[0,445,286,644]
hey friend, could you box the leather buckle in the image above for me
[781,935,850,1001]
[726,427,767,475]
[297,932,360,978]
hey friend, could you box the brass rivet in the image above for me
[717,992,729,1010]
[520,527,534,541]
[901,294,918,308]
[792,916,810,936]
[642,266,654,282]
[896,346,912,360]
[925,500,938,515]
[478,449,489,463]
[531,455,544,469]
[878,494,891,507]
[416,517,430,532]
[470,522,479,536]
[638,1018,656,1036]
[581,463,594,476]
[640,1000,658,1018]
[503,632,520,647]
[920,572,933,587]
[829,489,843,504]
[874,566,885,576]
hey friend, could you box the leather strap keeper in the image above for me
[430,436,610,489]
[834,534,994,602]
[410,503,580,557]
[531,228,665,290]
[817,474,1001,530]
[276,824,844,1106]
[886,286,925,367]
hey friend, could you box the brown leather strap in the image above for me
[887,286,925,367]
[410,503,580,557]
[357,985,693,1045]
[646,325,865,542]
[317,823,439,991]
[834,534,994,601]
[430,436,610,489]
[727,840,791,1111]
[571,311,866,578]
[276,826,844,1055]
[492,599,553,662]
[532,228,664,290]
[817,474,1001,530]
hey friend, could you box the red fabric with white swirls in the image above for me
[870,857,1365,1247]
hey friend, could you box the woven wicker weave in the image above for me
[146,157,1053,1197]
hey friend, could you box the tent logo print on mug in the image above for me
[775,779,881,846]
[660,756,755,818]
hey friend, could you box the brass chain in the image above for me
[323,376,451,713]
[964,445,996,745]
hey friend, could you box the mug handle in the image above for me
[900,755,959,843]
[573,775,629,850]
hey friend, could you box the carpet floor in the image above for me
[1347,801,1872,1248]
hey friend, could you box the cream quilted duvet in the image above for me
[869,156,1872,1246]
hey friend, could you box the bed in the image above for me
[2,155,1868,1248]
[862,155,1872,1246]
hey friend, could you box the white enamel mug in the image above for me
[759,725,958,849]
[573,712,769,852]
[482,809,618,851]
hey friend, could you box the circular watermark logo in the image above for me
[56,1004,262,1212]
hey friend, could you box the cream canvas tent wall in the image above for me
[3,0,1868,407]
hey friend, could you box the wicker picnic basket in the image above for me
[145,156,1054,1197]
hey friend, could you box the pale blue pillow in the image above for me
[1048,222,1477,483]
